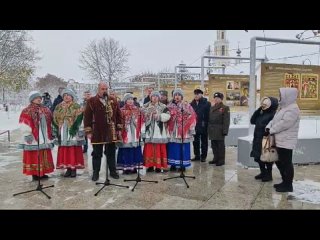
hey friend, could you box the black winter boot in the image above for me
[170,166,177,171]
[261,172,273,182]
[70,169,77,178]
[262,163,273,182]
[273,182,284,188]
[275,182,293,192]
[191,156,200,161]
[255,162,266,180]
[255,173,264,180]
[32,175,39,181]
[209,160,217,165]
[64,168,72,177]
[92,171,99,181]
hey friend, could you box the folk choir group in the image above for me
[18,82,231,183]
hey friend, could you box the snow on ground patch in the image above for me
[0,155,21,171]
[289,180,320,204]
[0,110,20,131]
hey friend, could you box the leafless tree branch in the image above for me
[79,37,129,85]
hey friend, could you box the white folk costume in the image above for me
[117,94,143,174]
[53,89,85,175]
[141,91,170,171]
[167,89,197,169]
[18,91,55,178]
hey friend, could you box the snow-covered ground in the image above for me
[0,109,21,131]
[289,180,320,204]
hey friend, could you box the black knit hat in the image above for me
[194,88,203,95]
[213,92,224,100]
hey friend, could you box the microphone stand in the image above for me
[163,103,195,188]
[124,106,158,192]
[13,109,54,199]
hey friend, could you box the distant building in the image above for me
[214,30,230,67]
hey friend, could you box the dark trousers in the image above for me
[92,143,116,174]
[211,140,225,164]
[275,147,294,184]
[83,136,88,152]
[255,158,273,173]
[193,132,208,159]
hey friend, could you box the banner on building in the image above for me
[208,74,250,112]
[260,63,320,115]
[179,80,209,102]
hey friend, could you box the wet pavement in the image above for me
[1,129,320,209]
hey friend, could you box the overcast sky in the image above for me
[30,30,320,82]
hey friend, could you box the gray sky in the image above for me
[30,30,320,82]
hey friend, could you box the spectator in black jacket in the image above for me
[51,87,65,112]
[250,96,278,182]
[190,89,211,162]
[143,87,154,104]
[42,92,53,110]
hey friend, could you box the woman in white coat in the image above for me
[266,88,300,192]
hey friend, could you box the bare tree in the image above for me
[35,74,68,97]
[0,30,40,91]
[79,38,130,85]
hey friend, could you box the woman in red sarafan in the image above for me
[141,91,171,173]
[116,93,143,174]
[53,88,85,178]
[19,91,55,181]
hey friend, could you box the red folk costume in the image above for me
[19,92,54,177]
[116,95,144,172]
[120,103,142,145]
[53,89,85,171]
[141,91,171,170]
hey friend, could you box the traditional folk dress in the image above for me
[18,103,55,176]
[141,101,170,170]
[53,101,85,170]
[117,103,143,173]
[167,100,197,168]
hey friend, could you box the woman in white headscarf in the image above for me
[141,91,171,173]
[167,89,197,171]
[117,93,143,174]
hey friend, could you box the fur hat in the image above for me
[28,91,42,103]
[150,91,161,99]
[123,93,134,103]
[194,88,203,95]
[61,88,76,100]
[173,88,184,98]
[213,92,224,100]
